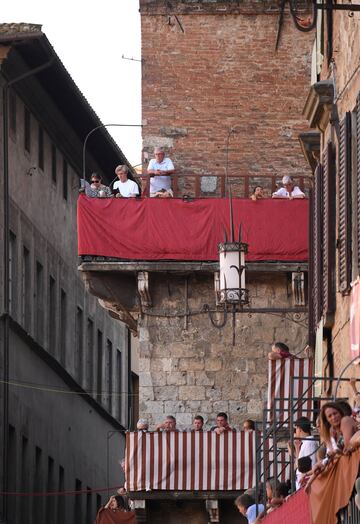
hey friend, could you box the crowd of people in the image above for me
[82,146,306,200]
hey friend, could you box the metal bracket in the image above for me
[206,499,219,523]
[292,271,305,306]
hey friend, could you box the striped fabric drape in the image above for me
[125,430,256,492]
[267,358,313,424]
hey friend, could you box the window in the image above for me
[117,350,122,421]
[8,426,17,523]
[338,113,352,294]
[57,466,65,523]
[33,447,42,523]
[20,436,29,521]
[38,126,44,171]
[106,339,113,413]
[22,246,31,331]
[97,330,103,403]
[76,307,84,384]
[86,319,94,391]
[86,487,92,524]
[60,289,67,365]
[49,276,56,354]
[9,231,17,316]
[51,144,57,184]
[35,261,44,343]
[9,89,16,135]
[45,457,55,522]
[74,479,82,524]
[24,106,31,153]
[63,158,68,200]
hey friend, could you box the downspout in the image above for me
[1,55,54,522]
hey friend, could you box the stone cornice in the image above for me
[298,131,320,173]
[302,80,334,132]
[140,0,287,15]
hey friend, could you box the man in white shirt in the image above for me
[147,146,175,197]
[288,417,318,489]
[113,165,139,198]
[272,175,305,199]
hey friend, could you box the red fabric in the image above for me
[77,196,308,261]
[261,489,311,524]
[94,507,136,524]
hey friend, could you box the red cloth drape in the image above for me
[94,507,136,524]
[261,489,311,524]
[77,196,308,262]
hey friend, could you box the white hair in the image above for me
[282,175,293,185]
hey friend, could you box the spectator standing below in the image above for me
[211,412,232,434]
[243,419,255,431]
[268,341,292,360]
[113,165,140,198]
[250,186,264,201]
[272,175,305,199]
[235,494,264,524]
[287,417,317,490]
[192,415,204,431]
[156,415,177,431]
[88,173,112,198]
[94,495,136,523]
[147,147,175,197]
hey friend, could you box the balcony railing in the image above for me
[138,173,311,198]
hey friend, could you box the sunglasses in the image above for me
[91,180,100,184]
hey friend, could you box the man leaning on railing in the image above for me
[147,146,175,198]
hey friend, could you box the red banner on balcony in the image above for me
[350,278,360,360]
[77,196,308,262]
[125,430,255,491]
[267,358,313,424]
[261,489,311,524]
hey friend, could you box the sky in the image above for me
[1,0,142,167]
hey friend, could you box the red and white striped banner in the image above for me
[125,430,256,492]
[267,358,313,424]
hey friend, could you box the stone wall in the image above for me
[138,272,308,428]
[141,1,313,189]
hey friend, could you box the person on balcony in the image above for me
[94,495,136,523]
[147,147,175,198]
[287,417,317,489]
[272,175,305,199]
[192,415,204,431]
[113,165,140,198]
[250,186,264,201]
[235,494,265,524]
[268,341,292,360]
[211,412,232,434]
[156,415,177,431]
[87,173,112,198]
[243,419,255,431]
[136,419,149,431]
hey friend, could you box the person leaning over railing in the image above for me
[85,173,112,198]
[147,146,175,198]
[250,186,264,201]
[272,175,305,200]
[211,412,233,434]
[155,415,178,431]
[113,165,140,198]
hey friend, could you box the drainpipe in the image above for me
[1,56,54,522]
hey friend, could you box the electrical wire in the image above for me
[0,486,121,497]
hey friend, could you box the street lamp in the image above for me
[82,123,143,180]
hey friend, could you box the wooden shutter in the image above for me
[313,163,323,327]
[308,186,316,346]
[338,113,352,294]
[357,93,360,270]
[322,142,336,321]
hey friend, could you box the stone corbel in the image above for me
[206,500,219,523]
[292,271,305,306]
[138,271,152,307]
[98,299,138,335]
[298,131,320,174]
[302,80,334,132]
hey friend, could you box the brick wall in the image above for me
[141,1,313,192]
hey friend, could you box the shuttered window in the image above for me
[322,142,336,320]
[338,113,352,294]
[313,163,323,327]
[356,93,360,271]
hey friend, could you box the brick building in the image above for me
[78,2,315,522]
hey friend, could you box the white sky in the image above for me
[1,0,142,167]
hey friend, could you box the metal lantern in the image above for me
[218,240,249,305]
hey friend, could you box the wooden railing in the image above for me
[138,173,311,198]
